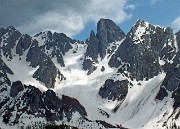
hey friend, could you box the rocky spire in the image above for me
[83,18,125,74]
[97,18,126,59]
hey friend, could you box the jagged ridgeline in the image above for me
[0,18,180,129]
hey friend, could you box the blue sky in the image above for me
[75,0,180,41]
[0,0,180,41]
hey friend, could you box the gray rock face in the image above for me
[1,81,87,124]
[155,87,168,100]
[156,34,180,101]
[161,56,180,92]
[0,59,13,113]
[10,81,24,97]
[0,28,6,52]
[0,58,13,86]
[83,31,99,74]
[43,90,87,121]
[0,28,6,37]
[109,20,176,81]
[34,31,75,67]
[97,18,126,59]
[22,85,43,113]
[1,26,21,59]
[85,31,99,62]
[16,34,32,56]
[0,26,64,89]
[83,19,125,74]
[60,95,87,121]
[152,28,180,110]
[98,79,129,101]
[172,87,180,109]
[0,58,13,75]
[26,40,58,88]
[83,59,97,75]
[176,30,180,49]
[43,89,62,112]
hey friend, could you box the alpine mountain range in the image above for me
[0,18,180,129]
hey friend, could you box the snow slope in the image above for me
[45,38,177,128]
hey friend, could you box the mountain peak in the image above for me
[97,18,125,37]
[98,18,114,24]
[6,26,17,32]
[133,19,168,32]
[97,18,125,40]
[127,19,174,45]
[134,19,149,26]
[34,31,52,38]
[96,18,125,59]
[7,26,16,30]
[90,30,96,38]
[132,19,150,33]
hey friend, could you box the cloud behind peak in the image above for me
[0,0,134,37]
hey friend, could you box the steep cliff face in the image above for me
[97,18,126,59]
[98,79,129,101]
[109,20,177,81]
[1,26,21,59]
[83,18,125,74]
[83,30,99,75]
[156,31,180,110]
[33,31,76,67]
[26,40,58,88]
[0,27,63,88]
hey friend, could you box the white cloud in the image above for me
[85,0,132,24]
[16,0,134,37]
[124,4,136,10]
[18,12,84,37]
[172,17,180,32]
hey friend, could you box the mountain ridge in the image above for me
[0,19,180,129]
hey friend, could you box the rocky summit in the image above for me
[0,18,180,129]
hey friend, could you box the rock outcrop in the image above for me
[34,31,76,67]
[98,79,129,101]
[109,20,176,81]
[26,40,58,88]
[83,18,125,74]
[0,26,64,88]
[2,81,87,124]
[156,31,180,104]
